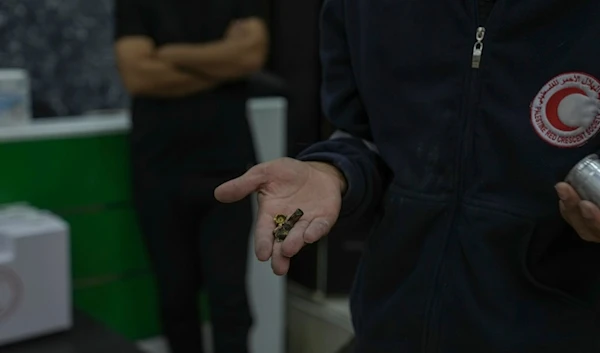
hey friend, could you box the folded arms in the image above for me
[114,16,268,98]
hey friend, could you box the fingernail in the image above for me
[555,185,568,201]
[580,203,594,219]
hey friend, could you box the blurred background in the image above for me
[0,1,366,352]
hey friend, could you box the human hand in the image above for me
[556,182,600,242]
[214,158,346,275]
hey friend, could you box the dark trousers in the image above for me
[338,337,356,353]
[133,172,253,353]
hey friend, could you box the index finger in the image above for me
[254,211,275,261]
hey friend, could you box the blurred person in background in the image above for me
[215,0,600,352]
[113,1,268,352]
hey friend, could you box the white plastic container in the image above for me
[0,69,32,126]
[0,204,71,346]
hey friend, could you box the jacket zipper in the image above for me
[423,4,488,353]
[471,26,486,69]
[460,18,486,192]
[459,25,486,191]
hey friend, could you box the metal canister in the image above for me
[565,154,600,207]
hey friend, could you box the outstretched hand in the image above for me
[214,158,347,275]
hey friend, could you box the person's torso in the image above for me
[136,0,238,45]
[130,0,256,175]
[344,0,600,351]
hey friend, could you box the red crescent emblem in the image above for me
[530,72,600,148]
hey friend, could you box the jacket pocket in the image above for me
[452,204,599,351]
[353,184,450,342]
[461,204,599,314]
[525,217,600,314]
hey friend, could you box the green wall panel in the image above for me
[1,132,212,340]
[64,208,149,279]
[74,274,161,340]
[74,274,210,340]
[0,135,132,210]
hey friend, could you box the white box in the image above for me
[0,206,71,346]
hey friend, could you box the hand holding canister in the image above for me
[557,154,600,242]
[565,154,600,207]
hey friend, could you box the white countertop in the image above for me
[0,97,286,143]
[0,113,130,143]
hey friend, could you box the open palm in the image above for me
[214,158,344,275]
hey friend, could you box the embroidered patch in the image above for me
[531,72,600,148]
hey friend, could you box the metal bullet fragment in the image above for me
[273,209,304,242]
[274,214,287,226]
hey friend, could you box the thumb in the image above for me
[214,164,267,203]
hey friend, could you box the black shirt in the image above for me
[478,0,496,25]
[114,0,264,175]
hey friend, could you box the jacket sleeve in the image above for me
[296,0,390,220]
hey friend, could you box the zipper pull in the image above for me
[471,26,486,69]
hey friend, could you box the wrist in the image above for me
[306,161,348,195]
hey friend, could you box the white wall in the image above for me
[246,97,287,353]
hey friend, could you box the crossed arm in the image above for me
[114,18,268,98]
[156,18,269,80]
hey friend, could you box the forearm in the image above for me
[156,40,263,80]
[120,59,218,98]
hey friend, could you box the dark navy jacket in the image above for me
[297,0,600,352]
